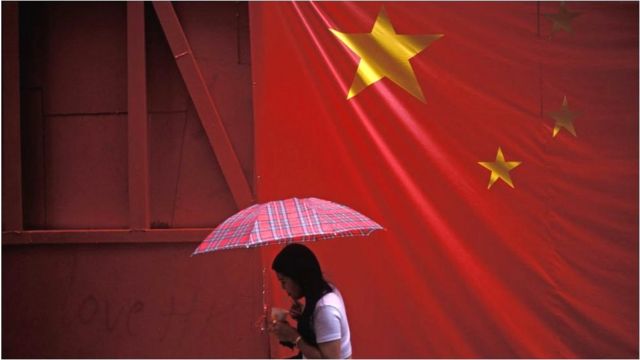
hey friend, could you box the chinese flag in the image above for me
[251,2,638,358]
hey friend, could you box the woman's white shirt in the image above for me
[311,289,352,359]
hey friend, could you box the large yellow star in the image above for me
[330,8,443,102]
[478,147,522,189]
[548,95,578,138]
[544,2,581,35]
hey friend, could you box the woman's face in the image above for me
[276,272,303,300]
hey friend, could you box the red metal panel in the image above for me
[146,3,189,115]
[172,2,255,193]
[152,2,254,209]
[171,105,237,227]
[44,3,127,114]
[148,112,187,228]
[2,1,23,231]
[45,114,129,228]
[2,243,268,357]
[17,2,254,232]
[147,109,237,228]
[127,2,150,230]
[18,3,131,229]
[146,2,255,227]
[19,3,47,229]
[21,89,47,229]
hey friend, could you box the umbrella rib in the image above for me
[266,203,278,242]
[250,214,262,247]
[279,200,294,240]
[294,198,310,237]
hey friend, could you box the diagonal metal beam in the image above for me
[127,2,150,230]
[152,2,254,209]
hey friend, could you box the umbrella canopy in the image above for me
[193,197,383,255]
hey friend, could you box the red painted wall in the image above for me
[3,244,266,358]
[3,2,265,357]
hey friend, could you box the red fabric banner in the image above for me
[251,2,638,357]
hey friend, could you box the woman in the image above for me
[270,244,352,359]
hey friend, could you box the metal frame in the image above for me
[127,2,151,230]
[152,2,254,209]
[2,3,255,245]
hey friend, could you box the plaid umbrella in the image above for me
[193,197,383,255]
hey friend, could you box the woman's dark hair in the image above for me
[272,243,333,346]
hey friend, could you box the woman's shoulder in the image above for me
[316,289,344,309]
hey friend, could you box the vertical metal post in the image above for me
[127,1,150,230]
[152,2,254,209]
[2,2,23,231]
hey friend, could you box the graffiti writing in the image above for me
[76,295,145,336]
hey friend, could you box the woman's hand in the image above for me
[290,300,303,320]
[269,320,299,343]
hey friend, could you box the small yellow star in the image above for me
[330,7,443,102]
[544,2,581,35]
[548,96,578,138]
[478,147,522,189]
